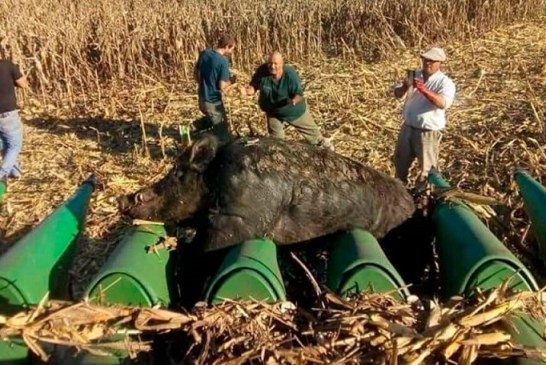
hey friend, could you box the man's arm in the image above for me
[193,52,203,83]
[11,63,27,89]
[241,64,265,97]
[286,67,304,105]
[414,80,446,109]
[193,65,200,83]
[15,76,28,89]
[12,64,28,107]
[219,79,232,93]
[394,83,408,98]
[289,94,302,106]
[218,60,232,94]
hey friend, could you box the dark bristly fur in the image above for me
[118,135,416,252]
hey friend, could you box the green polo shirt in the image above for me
[250,64,306,122]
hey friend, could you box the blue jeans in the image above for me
[0,110,23,180]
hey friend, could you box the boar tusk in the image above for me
[133,219,165,226]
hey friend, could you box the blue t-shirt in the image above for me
[196,49,230,104]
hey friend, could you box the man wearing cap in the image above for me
[393,47,456,187]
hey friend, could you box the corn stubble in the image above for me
[1,284,546,364]
[1,2,546,363]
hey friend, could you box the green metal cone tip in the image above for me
[513,167,528,177]
[83,174,97,187]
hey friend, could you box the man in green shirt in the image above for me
[193,34,235,143]
[241,52,332,149]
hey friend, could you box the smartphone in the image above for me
[406,69,415,85]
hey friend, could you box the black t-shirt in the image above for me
[0,60,23,113]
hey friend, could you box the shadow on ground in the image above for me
[0,224,34,256]
[25,117,185,159]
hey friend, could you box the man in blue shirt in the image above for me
[193,34,235,143]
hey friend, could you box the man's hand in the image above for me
[15,76,28,89]
[240,85,255,97]
[289,95,302,106]
[413,79,427,93]
[413,79,446,108]
[394,81,408,99]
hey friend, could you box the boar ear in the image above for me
[189,134,220,172]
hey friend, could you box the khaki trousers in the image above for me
[198,100,230,143]
[267,109,321,145]
[394,124,443,184]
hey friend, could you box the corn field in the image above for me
[0,0,545,100]
[2,3,546,363]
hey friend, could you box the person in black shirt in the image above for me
[0,45,28,182]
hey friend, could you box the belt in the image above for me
[0,110,15,118]
[405,124,439,132]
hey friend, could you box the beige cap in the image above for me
[420,47,447,62]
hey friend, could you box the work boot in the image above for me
[9,165,21,179]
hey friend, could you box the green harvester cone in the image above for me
[205,239,286,304]
[0,175,95,363]
[496,314,546,365]
[428,171,537,298]
[514,170,546,266]
[429,171,545,364]
[85,224,174,307]
[57,224,175,365]
[327,229,409,301]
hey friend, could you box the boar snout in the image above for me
[117,195,132,213]
[118,190,155,213]
[117,189,162,220]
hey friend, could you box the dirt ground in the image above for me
[1,19,546,298]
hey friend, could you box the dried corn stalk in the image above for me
[1,286,546,364]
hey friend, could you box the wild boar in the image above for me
[118,134,416,252]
